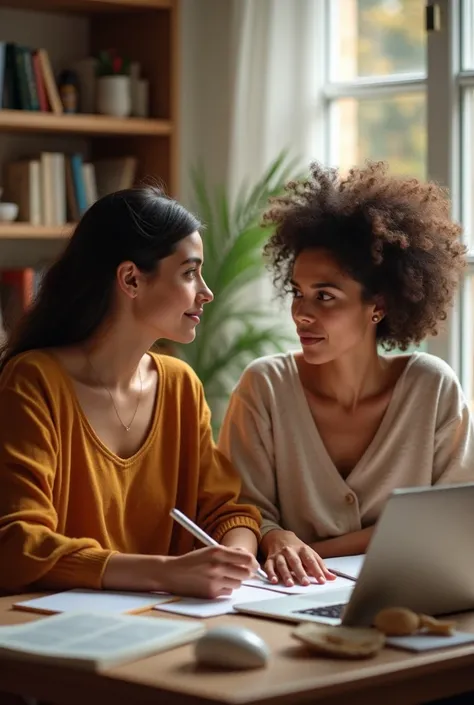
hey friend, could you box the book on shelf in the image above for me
[2,154,137,227]
[0,42,62,114]
[0,267,45,333]
[0,611,205,671]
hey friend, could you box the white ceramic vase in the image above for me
[96,75,131,118]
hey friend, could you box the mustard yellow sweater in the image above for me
[0,351,260,592]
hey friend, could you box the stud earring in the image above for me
[372,314,380,323]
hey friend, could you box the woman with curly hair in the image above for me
[218,161,473,587]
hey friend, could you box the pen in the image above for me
[170,508,269,583]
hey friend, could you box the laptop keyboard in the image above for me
[293,603,345,620]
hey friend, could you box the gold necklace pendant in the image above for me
[86,355,143,432]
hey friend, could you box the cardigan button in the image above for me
[345,493,356,505]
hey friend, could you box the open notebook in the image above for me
[0,611,205,670]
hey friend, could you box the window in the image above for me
[460,0,474,408]
[325,0,427,178]
[318,1,474,379]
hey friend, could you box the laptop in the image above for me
[236,484,474,627]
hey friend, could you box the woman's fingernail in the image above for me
[286,579,294,587]
[302,577,310,586]
[271,576,278,583]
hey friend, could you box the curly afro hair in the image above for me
[263,161,467,351]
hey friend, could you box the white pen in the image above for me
[170,508,269,583]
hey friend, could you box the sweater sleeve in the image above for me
[194,382,261,543]
[218,370,283,538]
[0,363,113,592]
[433,392,474,486]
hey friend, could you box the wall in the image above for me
[178,0,236,208]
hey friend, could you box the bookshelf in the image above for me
[0,0,179,266]
[0,0,173,11]
[0,109,173,136]
[0,223,73,239]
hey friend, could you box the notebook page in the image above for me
[324,555,365,580]
[243,575,355,595]
[155,584,283,618]
[0,612,203,661]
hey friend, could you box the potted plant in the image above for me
[178,153,299,429]
[96,49,131,118]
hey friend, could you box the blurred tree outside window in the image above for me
[327,0,426,179]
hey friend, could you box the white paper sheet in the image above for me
[154,584,283,618]
[386,631,474,652]
[323,555,365,580]
[243,575,355,595]
[14,589,172,615]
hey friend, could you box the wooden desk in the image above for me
[1,594,474,705]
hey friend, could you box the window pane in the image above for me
[329,0,426,81]
[330,93,426,179]
[462,89,474,252]
[462,276,474,411]
[462,0,474,70]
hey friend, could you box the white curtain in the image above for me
[179,0,323,321]
[227,0,324,201]
[178,0,324,413]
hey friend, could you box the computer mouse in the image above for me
[194,625,270,670]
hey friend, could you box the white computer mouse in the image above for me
[194,625,270,670]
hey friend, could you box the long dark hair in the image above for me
[0,185,201,373]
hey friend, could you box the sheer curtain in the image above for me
[178,0,323,324]
[227,0,324,201]
[225,0,323,312]
[179,0,323,205]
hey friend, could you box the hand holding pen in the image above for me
[170,508,269,583]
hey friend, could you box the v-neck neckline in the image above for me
[287,351,419,484]
[44,350,163,467]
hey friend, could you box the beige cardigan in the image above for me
[218,352,474,543]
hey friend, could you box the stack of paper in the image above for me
[14,589,172,615]
[156,575,355,618]
[155,584,282,618]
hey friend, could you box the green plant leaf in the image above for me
[198,326,287,385]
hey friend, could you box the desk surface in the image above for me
[1,593,474,705]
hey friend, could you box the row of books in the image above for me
[0,42,62,114]
[2,154,137,227]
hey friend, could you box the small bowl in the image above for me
[0,202,19,222]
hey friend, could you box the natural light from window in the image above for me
[326,0,426,179]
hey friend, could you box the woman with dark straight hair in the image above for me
[0,185,260,597]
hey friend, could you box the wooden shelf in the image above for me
[0,0,172,12]
[0,0,178,255]
[0,223,74,239]
[0,110,172,137]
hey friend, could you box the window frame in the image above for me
[314,0,466,381]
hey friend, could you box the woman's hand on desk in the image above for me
[260,530,337,587]
[102,547,258,599]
